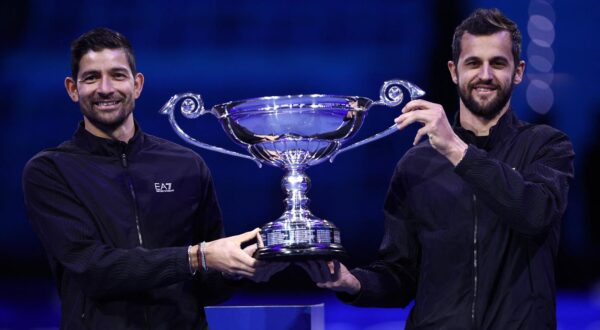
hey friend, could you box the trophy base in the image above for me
[256,219,347,261]
[256,245,347,261]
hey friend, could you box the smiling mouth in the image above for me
[93,100,122,108]
[471,85,497,95]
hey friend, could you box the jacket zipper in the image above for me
[471,194,479,328]
[121,153,143,246]
[121,152,150,328]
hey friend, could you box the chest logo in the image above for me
[154,182,175,193]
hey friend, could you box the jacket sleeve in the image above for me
[338,158,419,307]
[454,128,575,235]
[23,155,195,298]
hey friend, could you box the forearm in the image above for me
[340,179,420,307]
[68,245,191,297]
[25,202,193,297]
[443,135,469,166]
[337,264,414,308]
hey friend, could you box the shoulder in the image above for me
[396,141,439,168]
[24,140,77,174]
[143,132,193,150]
[22,140,78,188]
[390,142,444,184]
[140,132,211,172]
[517,122,573,152]
[511,113,567,139]
[519,120,566,136]
[142,133,204,158]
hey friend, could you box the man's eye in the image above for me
[113,73,129,80]
[80,76,98,83]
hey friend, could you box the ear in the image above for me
[133,73,144,99]
[447,61,458,85]
[512,60,525,85]
[65,77,79,102]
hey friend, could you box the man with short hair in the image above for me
[23,28,286,329]
[300,8,574,329]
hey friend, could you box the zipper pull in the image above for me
[121,153,128,168]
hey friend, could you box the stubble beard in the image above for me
[457,79,514,120]
[81,100,134,132]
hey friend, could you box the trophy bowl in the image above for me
[160,80,424,260]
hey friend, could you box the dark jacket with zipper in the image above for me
[340,110,574,329]
[23,122,235,329]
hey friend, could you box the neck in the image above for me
[459,104,509,136]
[83,115,135,143]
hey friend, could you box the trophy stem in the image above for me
[281,166,313,220]
[256,165,346,260]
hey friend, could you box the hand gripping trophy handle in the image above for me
[159,93,263,167]
[329,80,425,162]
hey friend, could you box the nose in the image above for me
[478,63,492,81]
[97,76,115,95]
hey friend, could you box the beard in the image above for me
[457,78,513,120]
[80,98,134,131]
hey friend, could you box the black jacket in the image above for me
[23,123,234,329]
[342,110,574,329]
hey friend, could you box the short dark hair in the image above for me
[451,8,522,65]
[70,27,136,79]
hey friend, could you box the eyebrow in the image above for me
[79,67,131,77]
[110,67,131,73]
[462,55,510,63]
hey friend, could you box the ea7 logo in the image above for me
[154,182,174,193]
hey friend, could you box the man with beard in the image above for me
[22,28,286,329]
[299,8,574,329]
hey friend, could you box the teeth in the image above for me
[474,87,494,93]
[96,101,119,106]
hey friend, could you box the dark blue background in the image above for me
[1,0,599,326]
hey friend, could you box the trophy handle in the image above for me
[159,93,262,167]
[329,80,425,162]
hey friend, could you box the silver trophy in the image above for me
[160,80,424,260]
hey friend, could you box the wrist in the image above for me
[446,140,468,166]
[188,245,199,275]
[198,241,208,272]
[343,275,362,295]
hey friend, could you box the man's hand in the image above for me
[394,99,467,165]
[242,244,289,282]
[203,228,262,278]
[203,228,289,281]
[296,260,361,295]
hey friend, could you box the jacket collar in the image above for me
[72,120,145,157]
[453,108,520,151]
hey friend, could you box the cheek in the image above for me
[499,74,515,86]
[458,77,471,90]
[76,89,92,102]
[121,83,140,98]
[457,71,475,86]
